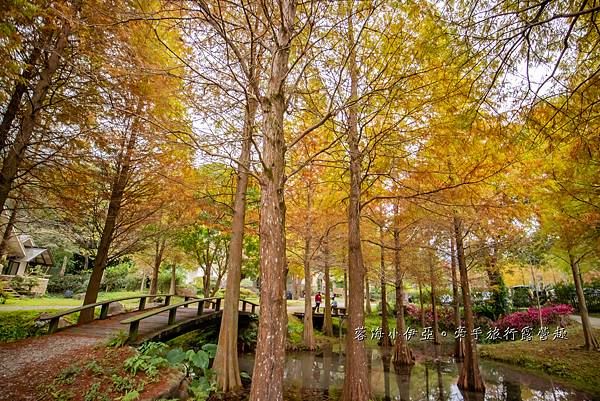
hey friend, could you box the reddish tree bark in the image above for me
[379,226,391,347]
[248,2,296,400]
[341,4,370,399]
[392,207,414,365]
[450,236,464,359]
[568,251,599,351]
[454,217,485,392]
[79,117,138,324]
[322,238,333,336]
[302,189,315,350]
[213,97,256,392]
[0,6,78,213]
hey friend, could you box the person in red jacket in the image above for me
[314,292,322,313]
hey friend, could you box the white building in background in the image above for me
[2,234,53,276]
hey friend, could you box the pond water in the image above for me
[238,343,597,401]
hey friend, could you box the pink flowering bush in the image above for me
[492,304,574,332]
[404,303,458,330]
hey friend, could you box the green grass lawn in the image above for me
[3,291,186,310]
[286,299,304,306]
[479,325,600,395]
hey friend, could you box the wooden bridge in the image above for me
[37,294,258,344]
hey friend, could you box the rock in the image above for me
[107,301,126,316]
[74,292,86,300]
[36,314,70,329]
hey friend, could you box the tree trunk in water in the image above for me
[79,122,137,324]
[429,252,440,345]
[248,3,296,399]
[569,253,599,350]
[454,217,485,392]
[0,8,77,212]
[213,98,256,392]
[323,238,333,336]
[450,237,464,359]
[365,277,372,315]
[392,211,414,365]
[341,4,370,399]
[379,226,391,347]
[303,188,315,349]
[395,364,412,401]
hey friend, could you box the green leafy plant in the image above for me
[56,366,81,385]
[111,374,134,393]
[106,330,129,348]
[124,342,168,378]
[85,360,104,376]
[165,343,218,401]
[83,382,110,401]
[119,390,140,401]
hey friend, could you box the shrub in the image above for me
[10,275,39,294]
[158,267,184,293]
[101,263,143,292]
[492,304,574,332]
[47,274,89,294]
[0,282,8,304]
[404,303,458,330]
[551,282,600,313]
[0,311,48,342]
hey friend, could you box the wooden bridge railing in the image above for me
[120,297,259,343]
[37,294,174,334]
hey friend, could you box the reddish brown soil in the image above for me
[0,334,182,401]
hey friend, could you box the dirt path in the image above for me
[0,332,101,400]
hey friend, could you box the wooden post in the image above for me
[168,308,177,325]
[48,317,60,334]
[138,297,146,311]
[242,300,247,312]
[100,304,110,320]
[164,295,171,306]
[197,300,204,316]
[184,296,189,307]
[128,321,139,343]
[252,303,256,314]
[215,298,222,311]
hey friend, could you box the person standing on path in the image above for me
[314,291,322,313]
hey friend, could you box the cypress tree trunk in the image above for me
[302,189,315,350]
[0,6,78,213]
[0,200,19,258]
[169,263,177,295]
[248,2,296,399]
[379,226,391,347]
[341,3,370,399]
[454,217,485,392]
[213,97,256,391]
[149,236,166,298]
[0,44,42,151]
[418,281,425,327]
[450,237,464,359]
[569,252,599,351]
[392,206,414,365]
[323,238,333,336]
[79,123,138,324]
[365,277,372,315]
[429,251,440,345]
